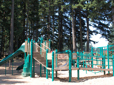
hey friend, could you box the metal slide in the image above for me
[0,43,25,66]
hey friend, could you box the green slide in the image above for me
[0,43,25,66]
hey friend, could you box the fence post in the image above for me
[52,51,54,81]
[46,49,48,79]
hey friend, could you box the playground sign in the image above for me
[47,53,52,60]
[58,54,69,59]
[72,53,77,59]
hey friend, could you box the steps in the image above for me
[33,52,51,67]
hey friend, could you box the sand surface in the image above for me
[0,58,114,85]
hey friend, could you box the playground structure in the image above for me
[0,37,114,82]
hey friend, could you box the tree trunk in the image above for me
[79,10,83,51]
[86,14,89,52]
[58,6,63,52]
[52,0,55,50]
[9,0,14,68]
[72,14,76,52]
[112,6,114,28]
[47,0,51,40]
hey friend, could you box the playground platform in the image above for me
[0,58,114,85]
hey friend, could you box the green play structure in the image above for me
[0,37,114,82]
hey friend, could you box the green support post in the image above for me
[24,53,26,61]
[40,37,43,55]
[49,39,51,50]
[91,47,93,68]
[44,41,46,74]
[33,59,35,77]
[77,54,79,80]
[44,67,46,74]
[69,50,72,82]
[24,39,27,60]
[40,64,42,77]
[45,41,46,50]
[107,45,110,74]
[48,70,50,75]
[103,56,105,75]
[28,38,30,51]
[113,55,114,76]
[4,56,6,75]
[12,59,13,75]
[55,49,58,77]
[30,39,33,78]
[52,51,54,81]
[46,49,48,79]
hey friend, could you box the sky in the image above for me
[90,26,108,47]
[91,34,108,47]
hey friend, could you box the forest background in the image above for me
[0,0,114,58]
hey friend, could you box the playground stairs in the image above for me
[22,54,30,77]
[33,52,52,68]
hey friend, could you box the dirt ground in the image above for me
[0,58,114,85]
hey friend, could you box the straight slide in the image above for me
[0,43,25,66]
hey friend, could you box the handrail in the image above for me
[34,43,46,52]
[41,43,51,52]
